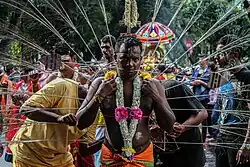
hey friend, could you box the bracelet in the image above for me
[94,94,105,104]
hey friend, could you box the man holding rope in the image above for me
[213,34,250,167]
[9,59,89,167]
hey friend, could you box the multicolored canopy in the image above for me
[136,22,175,45]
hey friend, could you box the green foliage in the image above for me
[8,40,22,60]
[0,0,249,65]
[177,0,250,58]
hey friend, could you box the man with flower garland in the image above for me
[76,35,176,167]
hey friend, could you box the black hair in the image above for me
[101,35,116,47]
[115,35,142,53]
[21,68,33,75]
[55,43,76,58]
[157,64,166,73]
[5,64,14,74]
[217,35,242,57]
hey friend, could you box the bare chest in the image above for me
[101,92,153,116]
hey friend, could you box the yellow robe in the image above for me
[10,78,88,167]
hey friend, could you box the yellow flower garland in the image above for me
[122,147,136,154]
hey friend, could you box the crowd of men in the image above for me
[0,34,249,167]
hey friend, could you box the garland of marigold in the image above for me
[104,70,152,81]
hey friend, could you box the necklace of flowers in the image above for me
[104,70,152,160]
[115,75,142,160]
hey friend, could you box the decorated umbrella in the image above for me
[136,22,175,71]
[136,22,175,45]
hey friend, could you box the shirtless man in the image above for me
[92,35,116,167]
[100,35,116,64]
[76,35,175,166]
[92,35,116,80]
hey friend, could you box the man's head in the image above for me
[59,54,76,79]
[174,67,181,74]
[115,35,143,79]
[200,56,208,70]
[215,35,241,69]
[21,68,32,82]
[5,64,14,75]
[156,64,166,74]
[101,35,116,62]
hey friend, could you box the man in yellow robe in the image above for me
[10,77,88,167]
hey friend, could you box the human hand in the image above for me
[168,122,186,139]
[96,79,116,98]
[12,91,30,106]
[57,113,77,126]
[236,146,250,165]
[190,80,201,86]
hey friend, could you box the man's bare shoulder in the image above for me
[94,77,104,82]
[88,77,104,90]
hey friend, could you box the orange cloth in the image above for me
[101,143,154,167]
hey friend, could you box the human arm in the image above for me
[167,82,207,137]
[78,116,104,156]
[20,81,77,126]
[211,98,221,125]
[179,109,208,131]
[79,137,104,156]
[76,78,103,130]
[236,104,250,164]
[21,106,76,125]
[171,109,208,138]
[235,70,250,164]
[76,78,116,130]
[144,79,175,133]
[190,70,210,88]
[191,79,209,87]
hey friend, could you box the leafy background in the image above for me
[0,0,249,66]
